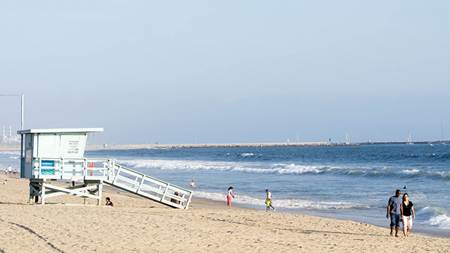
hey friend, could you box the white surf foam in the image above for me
[120,159,337,175]
[402,168,420,175]
[194,191,369,210]
[0,151,19,156]
[239,153,256,157]
[429,214,450,229]
[417,206,450,230]
[0,166,18,172]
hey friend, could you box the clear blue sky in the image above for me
[1,1,449,144]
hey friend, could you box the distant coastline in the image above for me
[85,140,450,151]
[2,140,449,152]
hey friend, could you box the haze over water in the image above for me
[1,1,450,144]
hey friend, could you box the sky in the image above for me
[0,0,449,144]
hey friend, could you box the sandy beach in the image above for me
[0,174,448,253]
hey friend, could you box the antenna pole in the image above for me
[21,94,25,130]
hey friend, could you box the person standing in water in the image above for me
[189,179,196,188]
[400,193,415,237]
[265,189,275,211]
[226,186,235,207]
[386,189,402,237]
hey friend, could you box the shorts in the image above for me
[402,215,413,229]
[390,213,400,228]
[226,195,233,205]
[265,199,272,207]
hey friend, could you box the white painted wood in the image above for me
[41,182,45,205]
[29,157,193,209]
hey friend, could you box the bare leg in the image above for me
[407,221,412,236]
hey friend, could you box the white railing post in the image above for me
[103,160,109,178]
[137,176,145,193]
[112,166,121,185]
[58,158,62,179]
[161,183,170,202]
[38,158,41,178]
[109,160,114,180]
[60,158,64,179]
[83,158,87,178]
[111,160,117,179]
[186,192,193,210]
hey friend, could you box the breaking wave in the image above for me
[0,151,19,156]
[416,207,450,230]
[120,159,450,180]
[428,215,450,229]
[239,153,256,158]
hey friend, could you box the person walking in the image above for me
[227,186,235,207]
[265,189,275,211]
[386,189,402,237]
[400,193,415,237]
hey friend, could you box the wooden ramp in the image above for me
[104,162,193,209]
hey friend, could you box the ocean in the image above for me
[1,144,449,236]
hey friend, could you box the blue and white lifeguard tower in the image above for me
[17,128,193,209]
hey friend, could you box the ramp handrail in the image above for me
[105,161,193,209]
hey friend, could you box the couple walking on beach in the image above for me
[226,187,275,211]
[386,189,415,237]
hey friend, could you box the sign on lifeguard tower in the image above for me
[17,128,193,209]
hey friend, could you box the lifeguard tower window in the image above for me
[17,128,193,209]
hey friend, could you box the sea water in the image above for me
[1,144,449,236]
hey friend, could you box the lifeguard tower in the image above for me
[17,128,193,209]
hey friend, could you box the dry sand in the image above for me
[0,174,449,253]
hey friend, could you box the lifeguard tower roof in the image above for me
[17,128,104,134]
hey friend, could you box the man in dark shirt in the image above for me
[386,189,401,237]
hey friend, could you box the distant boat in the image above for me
[407,133,414,145]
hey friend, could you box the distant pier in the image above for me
[86,140,450,150]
